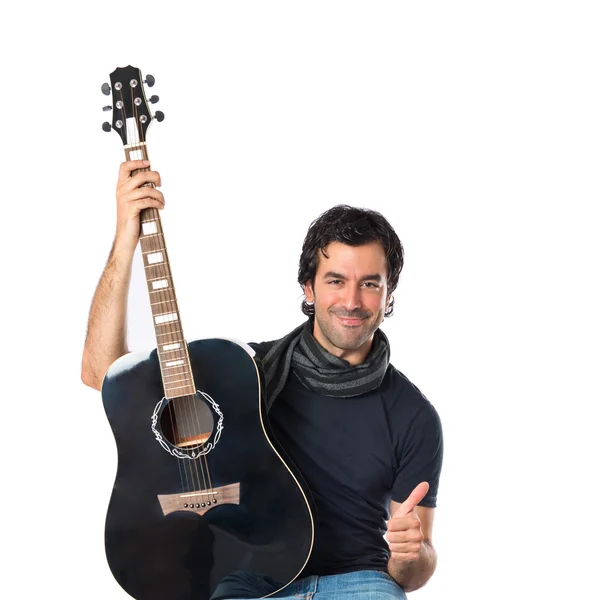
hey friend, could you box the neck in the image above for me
[125,143,196,398]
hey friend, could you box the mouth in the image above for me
[336,315,365,327]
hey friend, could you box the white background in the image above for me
[2,1,599,599]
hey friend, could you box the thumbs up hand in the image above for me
[387,481,429,563]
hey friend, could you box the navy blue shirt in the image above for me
[268,365,443,576]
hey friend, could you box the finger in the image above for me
[125,197,165,214]
[389,540,422,554]
[128,169,161,189]
[118,170,161,195]
[387,513,421,533]
[118,160,151,181]
[387,526,424,542]
[123,188,165,204]
[392,482,429,518]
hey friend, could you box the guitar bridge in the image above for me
[157,482,240,516]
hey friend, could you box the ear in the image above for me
[304,281,315,303]
[384,293,394,316]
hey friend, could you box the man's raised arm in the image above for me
[81,159,164,390]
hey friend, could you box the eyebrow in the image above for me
[322,271,383,282]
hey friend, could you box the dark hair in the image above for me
[298,204,404,318]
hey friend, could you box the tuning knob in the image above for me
[144,74,155,87]
[102,105,112,112]
[149,95,159,104]
[101,82,111,95]
[154,111,165,122]
[102,122,112,132]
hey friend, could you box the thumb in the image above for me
[392,481,429,518]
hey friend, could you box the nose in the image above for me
[341,285,361,312]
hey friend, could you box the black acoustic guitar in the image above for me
[100,65,314,600]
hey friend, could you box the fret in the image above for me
[141,239,167,251]
[151,303,178,313]
[144,262,171,272]
[160,359,188,368]
[158,356,187,365]
[164,359,185,367]
[161,362,188,371]
[151,302,178,317]
[158,351,187,361]
[146,252,165,265]
[141,220,158,235]
[154,312,179,324]
[158,344,186,354]
[163,377,191,385]
[160,362,189,371]
[141,243,167,254]
[161,357,188,365]
[156,338,184,346]
[145,267,172,281]
[165,382,196,394]
[151,299,178,307]
[165,384,196,393]
[163,373,192,381]
[140,239,167,253]
[159,356,189,366]
[156,330,183,337]
[161,343,182,351]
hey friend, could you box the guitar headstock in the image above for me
[101,65,163,145]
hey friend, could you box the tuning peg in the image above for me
[102,105,112,112]
[102,122,112,132]
[154,111,165,122]
[101,82,111,95]
[149,95,159,104]
[144,74,155,87]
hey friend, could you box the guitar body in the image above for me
[102,338,314,600]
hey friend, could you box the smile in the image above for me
[336,315,365,326]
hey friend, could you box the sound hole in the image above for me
[159,394,215,449]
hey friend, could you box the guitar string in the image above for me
[140,85,208,502]
[130,78,189,497]
[167,280,203,497]
[198,389,216,502]
[190,389,213,503]
[139,84,213,504]
[143,113,195,498]
[131,75,216,509]
[187,392,209,503]
[145,85,196,498]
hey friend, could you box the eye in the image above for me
[327,279,342,285]
[363,282,379,288]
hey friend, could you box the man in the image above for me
[81,160,443,599]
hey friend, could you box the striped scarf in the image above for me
[256,319,390,410]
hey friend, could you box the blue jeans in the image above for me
[211,570,407,599]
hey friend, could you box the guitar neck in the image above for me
[125,144,197,399]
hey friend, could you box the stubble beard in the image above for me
[314,308,383,352]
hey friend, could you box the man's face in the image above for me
[304,241,390,361]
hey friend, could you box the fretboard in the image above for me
[125,144,196,399]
